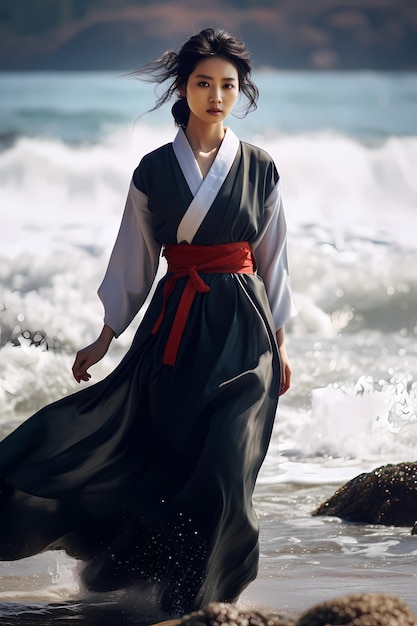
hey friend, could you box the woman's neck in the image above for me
[184,121,226,178]
[184,120,226,154]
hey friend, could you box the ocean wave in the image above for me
[2,71,416,143]
[0,127,415,428]
[0,128,415,335]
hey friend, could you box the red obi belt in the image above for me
[151,241,257,366]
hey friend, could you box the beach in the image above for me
[0,70,417,623]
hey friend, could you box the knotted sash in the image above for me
[151,242,256,366]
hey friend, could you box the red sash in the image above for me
[151,241,256,366]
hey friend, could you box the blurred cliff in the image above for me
[0,0,416,71]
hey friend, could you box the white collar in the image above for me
[173,127,240,243]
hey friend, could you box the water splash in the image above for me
[296,375,417,461]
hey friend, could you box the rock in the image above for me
[312,462,417,528]
[178,602,295,626]
[154,595,416,626]
[297,592,417,626]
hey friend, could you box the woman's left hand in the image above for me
[275,327,291,396]
[278,343,292,395]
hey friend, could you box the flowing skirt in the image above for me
[0,272,280,615]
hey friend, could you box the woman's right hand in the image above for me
[72,325,115,383]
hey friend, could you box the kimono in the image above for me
[0,127,296,615]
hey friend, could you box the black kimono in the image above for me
[0,127,295,615]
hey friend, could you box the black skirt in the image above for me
[0,270,280,615]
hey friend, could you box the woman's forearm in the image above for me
[275,326,285,348]
[98,324,116,348]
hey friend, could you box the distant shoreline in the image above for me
[1,0,416,73]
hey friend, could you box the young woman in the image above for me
[0,28,296,616]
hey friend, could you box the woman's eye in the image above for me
[224,83,234,89]
[198,81,209,87]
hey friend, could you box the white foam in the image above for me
[0,552,79,602]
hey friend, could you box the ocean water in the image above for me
[0,70,417,623]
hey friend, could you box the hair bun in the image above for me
[171,97,190,128]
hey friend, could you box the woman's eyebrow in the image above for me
[195,73,237,81]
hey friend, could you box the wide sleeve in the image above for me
[252,178,297,330]
[97,179,161,337]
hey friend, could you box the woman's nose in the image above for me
[209,87,222,102]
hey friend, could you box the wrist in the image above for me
[275,327,285,349]
[98,324,115,348]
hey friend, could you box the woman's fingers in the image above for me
[72,351,92,383]
[279,362,291,396]
[71,337,111,383]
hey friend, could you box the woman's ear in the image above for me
[178,85,186,98]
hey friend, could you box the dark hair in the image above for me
[136,28,259,127]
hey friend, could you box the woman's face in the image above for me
[181,56,239,126]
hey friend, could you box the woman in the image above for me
[0,28,296,616]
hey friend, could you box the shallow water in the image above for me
[2,480,417,623]
[248,483,417,613]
